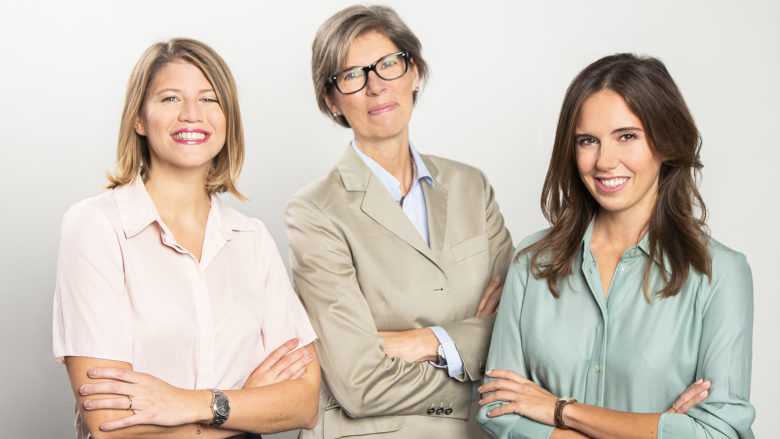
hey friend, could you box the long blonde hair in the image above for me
[107,38,246,199]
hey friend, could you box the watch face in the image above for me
[215,397,230,416]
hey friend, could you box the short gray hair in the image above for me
[311,5,429,127]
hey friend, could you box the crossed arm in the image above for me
[67,339,320,439]
[477,249,755,439]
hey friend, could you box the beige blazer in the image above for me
[285,145,513,438]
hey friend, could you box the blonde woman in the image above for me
[53,38,319,438]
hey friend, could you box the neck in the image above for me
[143,165,212,222]
[355,133,414,195]
[592,208,652,250]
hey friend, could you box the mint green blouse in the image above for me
[478,221,754,439]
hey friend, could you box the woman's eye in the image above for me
[380,59,398,69]
[619,133,637,141]
[202,97,219,103]
[343,70,363,81]
[162,96,178,102]
[577,137,597,146]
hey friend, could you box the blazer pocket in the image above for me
[450,232,489,262]
[323,407,404,438]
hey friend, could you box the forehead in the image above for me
[148,60,213,91]
[343,30,399,68]
[576,89,642,131]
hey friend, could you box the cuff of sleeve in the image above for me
[428,326,464,378]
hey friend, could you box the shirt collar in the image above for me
[351,139,434,202]
[114,171,257,240]
[580,214,672,275]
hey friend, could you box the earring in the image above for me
[332,112,339,118]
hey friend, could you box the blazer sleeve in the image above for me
[477,249,556,439]
[657,249,755,439]
[285,196,474,420]
[439,170,515,382]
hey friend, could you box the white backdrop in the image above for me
[1,0,777,437]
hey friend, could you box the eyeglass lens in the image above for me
[334,52,407,94]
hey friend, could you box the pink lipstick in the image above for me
[171,128,211,145]
[595,176,629,193]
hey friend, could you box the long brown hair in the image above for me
[107,38,246,199]
[522,53,711,300]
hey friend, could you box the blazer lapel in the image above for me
[336,145,444,273]
[420,155,448,266]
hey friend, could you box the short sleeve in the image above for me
[254,221,317,353]
[52,201,132,363]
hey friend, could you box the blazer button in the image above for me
[445,408,453,415]
[436,408,444,415]
[427,407,435,415]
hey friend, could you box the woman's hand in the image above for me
[478,369,558,425]
[377,328,439,363]
[79,367,209,431]
[243,339,314,389]
[476,276,503,317]
[665,379,711,414]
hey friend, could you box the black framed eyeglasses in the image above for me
[330,51,409,95]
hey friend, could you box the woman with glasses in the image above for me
[284,5,514,438]
[477,54,754,438]
[53,38,319,438]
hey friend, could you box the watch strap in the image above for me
[554,397,576,429]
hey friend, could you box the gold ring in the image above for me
[127,395,134,410]
[671,402,678,412]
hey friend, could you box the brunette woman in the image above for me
[478,54,754,438]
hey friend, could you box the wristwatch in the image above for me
[554,397,576,429]
[208,389,230,427]
[435,343,447,366]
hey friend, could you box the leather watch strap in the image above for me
[554,397,576,429]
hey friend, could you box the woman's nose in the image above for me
[178,99,203,122]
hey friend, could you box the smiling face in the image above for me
[135,60,226,175]
[575,89,662,223]
[324,30,419,146]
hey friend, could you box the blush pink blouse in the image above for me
[53,175,316,434]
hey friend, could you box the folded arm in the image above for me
[286,197,475,419]
[66,347,319,438]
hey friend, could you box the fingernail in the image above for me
[704,380,711,388]
[695,378,703,384]
[79,385,87,394]
[83,400,92,409]
[493,276,501,283]
[699,390,708,397]
[99,425,107,431]
[88,369,96,378]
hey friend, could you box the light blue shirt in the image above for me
[352,140,464,378]
[351,140,432,245]
[478,218,755,438]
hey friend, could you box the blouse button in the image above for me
[629,249,638,257]
[594,365,601,372]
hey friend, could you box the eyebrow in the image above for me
[574,127,643,137]
[611,127,643,134]
[153,88,216,95]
